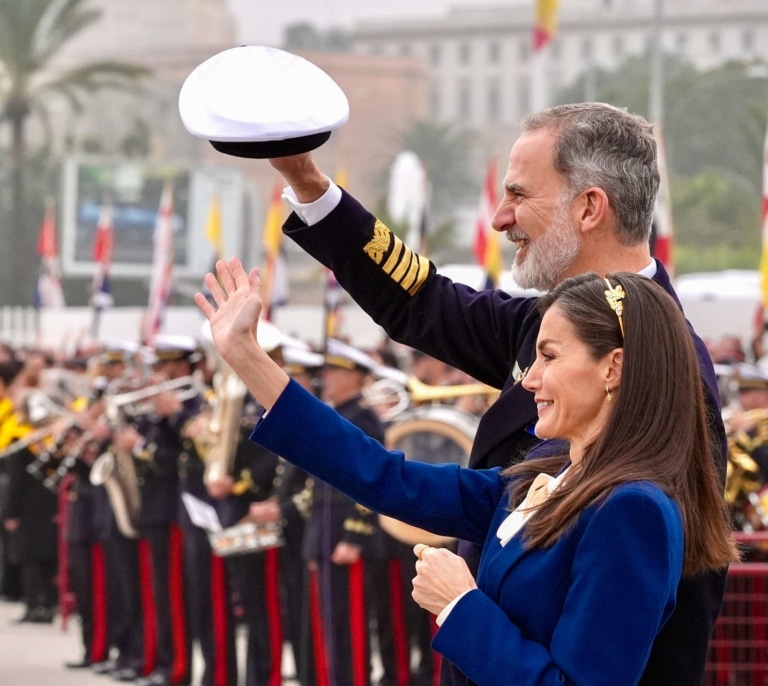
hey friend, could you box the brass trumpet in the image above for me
[105,374,204,418]
[363,368,500,421]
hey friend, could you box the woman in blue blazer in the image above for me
[196,259,737,686]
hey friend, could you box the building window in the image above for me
[676,32,687,53]
[430,43,441,66]
[489,41,500,64]
[613,35,623,57]
[487,80,501,121]
[459,42,471,65]
[458,79,471,119]
[708,31,720,53]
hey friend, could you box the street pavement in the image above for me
[0,598,104,685]
[0,598,302,686]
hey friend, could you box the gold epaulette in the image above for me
[362,220,430,296]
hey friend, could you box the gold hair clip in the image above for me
[604,278,625,338]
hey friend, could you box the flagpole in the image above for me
[90,197,114,342]
[649,0,665,127]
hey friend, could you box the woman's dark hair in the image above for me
[503,271,737,575]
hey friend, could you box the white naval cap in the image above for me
[200,318,283,354]
[142,334,203,365]
[324,338,377,373]
[178,45,349,159]
[282,346,324,375]
[735,362,768,390]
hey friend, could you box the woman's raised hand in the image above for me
[194,257,263,362]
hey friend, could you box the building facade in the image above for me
[350,0,768,135]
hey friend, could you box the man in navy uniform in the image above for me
[178,49,726,686]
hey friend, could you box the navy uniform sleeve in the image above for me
[284,190,539,387]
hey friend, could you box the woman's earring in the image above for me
[605,385,613,402]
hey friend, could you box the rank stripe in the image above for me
[363,220,429,295]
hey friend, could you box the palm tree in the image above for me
[0,0,149,304]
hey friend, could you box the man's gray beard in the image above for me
[510,200,581,292]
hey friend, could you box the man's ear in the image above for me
[574,187,610,234]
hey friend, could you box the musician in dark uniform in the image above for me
[62,423,110,669]
[178,53,726,686]
[177,391,238,686]
[206,339,319,686]
[88,344,148,681]
[302,339,386,686]
[116,336,202,686]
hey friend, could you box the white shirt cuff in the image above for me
[436,589,472,627]
[281,178,342,226]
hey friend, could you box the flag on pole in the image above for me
[260,180,288,321]
[33,199,66,308]
[323,269,344,341]
[652,124,675,277]
[533,0,560,52]
[141,182,175,346]
[322,168,352,345]
[760,118,768,309]
[205,190,223,262]
[91,199,115,310]
[530,0,560,112]
[473,159,502,289]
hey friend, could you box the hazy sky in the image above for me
[228,0,526,46]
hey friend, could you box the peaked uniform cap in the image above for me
[283,346,324,376]
[179,45,349,158]
[324,338,377,372]
[200,319,283,354]
[143,335,202,364]
[99,339,138,364]
[735,363,768,390]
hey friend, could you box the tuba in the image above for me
[90,447,142,539]
[196,361,248,486]
[365,367,489,546]
[89,391,145,539]
[724,408,768,532]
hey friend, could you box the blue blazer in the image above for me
[252,380,684,686]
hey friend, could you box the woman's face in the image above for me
[522,304,618,462]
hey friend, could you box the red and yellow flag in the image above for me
[473,159,502,288]
[261,180,287,320]
[533,0,560,52]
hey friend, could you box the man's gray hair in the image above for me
[520,103,659,245]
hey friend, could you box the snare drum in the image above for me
[379,405,479,547]
[208,521,285,557]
